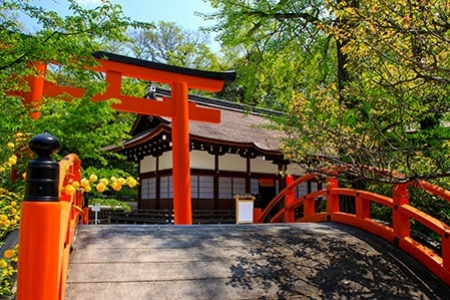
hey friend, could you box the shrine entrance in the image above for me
[9,51,236,224]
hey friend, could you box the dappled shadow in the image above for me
[226,223,450,299]
[68,223,450,299]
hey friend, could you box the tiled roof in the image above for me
[154,87,284,152]
[110,88,286,156]
[187,108,283,152]
[154,87,283,117]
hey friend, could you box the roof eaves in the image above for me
[154,87,285,117]
[93,51,236,82]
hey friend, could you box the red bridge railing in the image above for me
[15,133,450,297]
[16,134,87,300]
[258,174,450,286]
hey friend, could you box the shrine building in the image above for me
[108,87,321,212]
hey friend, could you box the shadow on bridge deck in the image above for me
[65,223,449,299]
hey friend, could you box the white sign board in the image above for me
[91,204,101,212]
[91,204,102,225]
[236,200,254,224]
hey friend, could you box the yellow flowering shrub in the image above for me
[0,245,18,298]
[63,174,138,196]
[1,136,23,299]
[0,135,138,298]
[0,137,22,242]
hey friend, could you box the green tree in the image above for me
[126,21,230,98]
[0,0,152,170]
[202,0,450,184]
[200,0,335,108]
[129,21,221,70]
[0,1,149,295]
[327,0,450,181]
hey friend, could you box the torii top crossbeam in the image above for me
[10,51,236,225]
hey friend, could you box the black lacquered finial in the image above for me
[24,133,60,202]
[29,133,61,158]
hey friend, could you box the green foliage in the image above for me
[321,0,450,181]
[0,1,148,297]
[201,0,334,107]
[0,132,27,192]
[34,97,131,164]
[0,0,152,89]
[203,0,450,183]
[0,143,21,300]
[0,0,151,166]
[0,191,20,243]
[203,0,450,236]
[128,21,221,70]
[0,244,18,300]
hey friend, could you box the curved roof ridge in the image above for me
[93,51,236,82]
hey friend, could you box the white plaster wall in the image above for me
[142,150,300,176]
[295,182,308,198]
[159,151,173,171]
[190,150,214,170]
[250,156,278,174]
[219,153,246,172]
[140,156,156,173]
[310,181,319,192]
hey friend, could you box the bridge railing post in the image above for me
[326,177,339,220]
[303,193,316,218]
[284,175,295,222]
[355,191,370,220]
[17,133,62,300]
[392,183,410,239]
[83,194,90,224]
[443,234,450,272]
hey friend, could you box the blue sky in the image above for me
[44,0,217,32]
[23,0,220,50]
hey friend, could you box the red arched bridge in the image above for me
[257,173,450,286]
[16,144,450,299]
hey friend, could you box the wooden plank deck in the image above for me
[65,223,450,299]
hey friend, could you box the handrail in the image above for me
[17,143,86,300]
[411,180,450,201]
[258,173,318,223]
[57,153,85,299]
[260,174,450,286]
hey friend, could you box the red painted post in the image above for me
[17,133,62,300]
[83,206,90,225]
[171,81,192,224]
[284,175,295,222]
[443,232,450,272]
[355,192,370,220]
[25,62,47,120]
[303,196,316,218]
[392,183,410,238]
[326,177,339,219]
[253,208,262,223]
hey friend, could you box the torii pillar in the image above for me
[171,81,191,224]
[8,51,236,224]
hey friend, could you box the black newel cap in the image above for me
[29,133,61,158]
[24,133,61,202]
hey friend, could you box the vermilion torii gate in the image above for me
[9,51,236,225]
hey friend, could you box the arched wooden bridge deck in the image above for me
[65,223,449,300]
